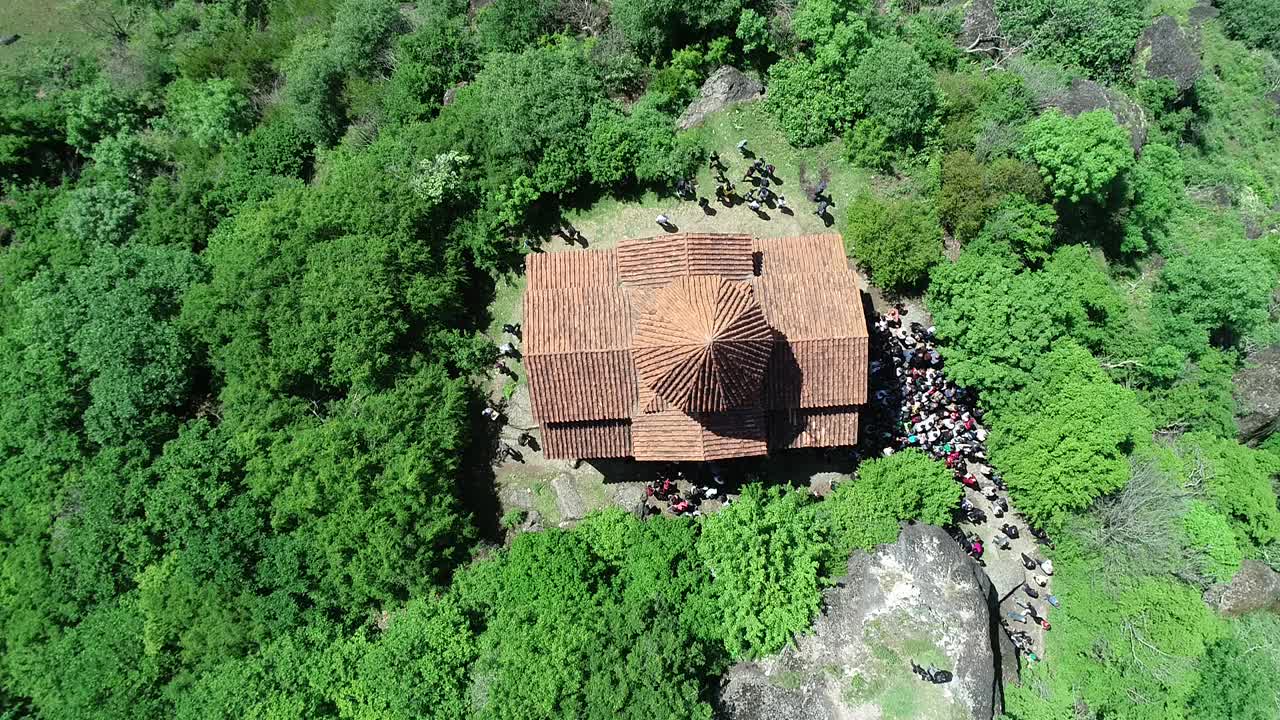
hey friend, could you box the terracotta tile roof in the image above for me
[769,407,860,450]
[632,409,768,461]
[523,233,868,460]
[752,270,867,341]
[754,270,869,408]
[767,338,869,408]
[753,234,847,274]
[633,277,773,413]
[526,351,637,422]
[542,420,632,459]
[523,286,632,352]
[523,285,635,422]
[616,234,754,287]
[527,249,618,289]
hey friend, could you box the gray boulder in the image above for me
[960,0,1002,56]
[1188,0,1219,26]
[1134,16,1201,95]
[551,475,588,523]
[1041,78,1149,152]
[1234,346,1280,445]
[442,81,468,107]
[1206,559,1280,616]
[0,35,19,47]
[718,524,1015,720]
[677,66,763,130]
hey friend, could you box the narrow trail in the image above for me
[860,305,1056,664]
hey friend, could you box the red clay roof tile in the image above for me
[524,233,867,460]
[542,420,633,459]
[769,407,860,449]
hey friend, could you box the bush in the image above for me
[1139,347,1238,438]
[974,195,1058,264]
[937,150,1045,243]
[765,56,854,147]
[847,38,939,152]
[996,0,1145,82]
[1022,109,1134,203]
[1217,0,1280,55]
[843,192,943,293]
[65,80,139,153]
[1183,501,1243,583]
[474,0,560,54]
[59,181,142,247]
[611,0,745,60]
[281,32,347,146]
[928,244,1131,402]
[382,9,476,126]
[1153,238,1276,354]
[435,41,605,203]
[820,450,959,554]
[696,485,826,658]
[763,0,877,146]
[331,0,408,77]
[162,78,252,151]
[1118,143,1184,255]
[989,344,1154,526]
[1188,635,1277,720]
[1177,432,1280,549]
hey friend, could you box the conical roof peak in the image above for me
[633,276,773,413]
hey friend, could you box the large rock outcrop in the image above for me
[718,524,1015,720]
[1206,559,1280,616]
[1234,346,1280,445]
[677,66,763,130]
[1040,78,1149,152]
[1134,16,1201,96]
[960,0,1002,56]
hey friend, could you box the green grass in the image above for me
[842,613,965,720]
[770,670,806,690]
[562,101,872,247]
[498,468,564,526]
[0,0,95,70]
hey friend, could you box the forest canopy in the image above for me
[0,0,1278,719]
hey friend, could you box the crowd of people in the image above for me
[643,463,727,516]
[860,305,1058,664]
[657,141,835,229]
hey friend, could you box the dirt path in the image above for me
[955,465,1056,660]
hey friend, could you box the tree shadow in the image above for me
[459,389,504,545]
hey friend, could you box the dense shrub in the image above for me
[821,450,959,554]
[1117,143,1184,255]
[843,192,943,292]
[1183,501,1243,582]
[611,0,746,60]
[696,485,827,658]
[937,150,1045,243]
[996,0,1145,82]
[973,195,1059,264]
[928,244,1130,401]
[1217,0,1280,55]
[764,55,854,146]
[847,38,939,153]
[989,344,1154,526]
[1177,432,1280,549]
[1153,237,1276,354]
[162,78,252,150]
[474,0,560,54]
[1022,109,1134,203]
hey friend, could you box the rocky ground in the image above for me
[718,524,1018,720]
